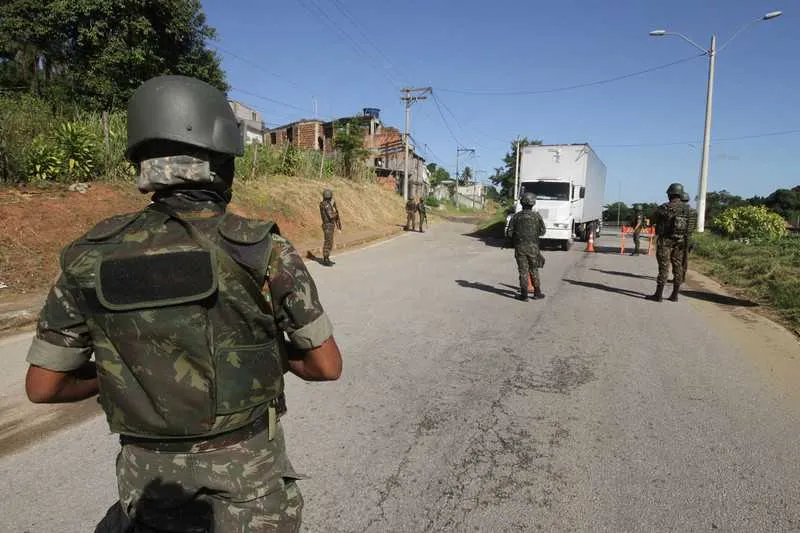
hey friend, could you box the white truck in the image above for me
[507,143,606,251]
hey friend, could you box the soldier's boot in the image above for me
[323,254,335,267]
[668,283,681,302]
[645,284,664,302]
[517,287,529,301]
[630,245,639,256]
[532,288,546,300]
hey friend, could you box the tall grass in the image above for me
[693,233,800,327]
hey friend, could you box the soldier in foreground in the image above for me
[405,196,417,231]
[24,75,342,532]
[506,192,546,301]
[320,188,342,266]
[647,183,692,302]
[417,197,428,233]
[630,204,644,256]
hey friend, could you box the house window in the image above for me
[287,128,294,143]
[318,137,324,151]
[270,132,277,145]
[251,112,257,121]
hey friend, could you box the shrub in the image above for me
[55,122,97,181]
[26,136,64,182]
[424,196,440,207]
[711,205,787,241]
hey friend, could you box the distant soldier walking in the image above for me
[630,205,644,256]
[417,197,427,233]
[506,192,546,301]
[405,197,417,231]
[320,189,341,266]
[647,183,693,302]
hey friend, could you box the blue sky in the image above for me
[203,0,798,205]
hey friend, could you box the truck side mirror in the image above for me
[579,187,586,199]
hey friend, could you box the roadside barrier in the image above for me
[619,226,656,255]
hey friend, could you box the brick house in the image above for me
[266,108,429,196]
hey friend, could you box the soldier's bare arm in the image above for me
[25,274,98,403]
[268,235,342,381]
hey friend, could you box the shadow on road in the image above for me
[562,278,648,299]
[462,220,506,248]
[590,268,656,281]
[590,244,625,255]
[680,290,759,307]
[455,280,518,299]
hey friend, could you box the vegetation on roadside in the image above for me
[710,205,787,241]
[692,233,800,329]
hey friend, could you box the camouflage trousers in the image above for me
[406,212,416,231]
[115,422,303,533]
[322,223,335,257]
[656,238,686,285]
[515,246,542,293]
[632,231,641,252]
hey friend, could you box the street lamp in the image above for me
[649,11,782,232]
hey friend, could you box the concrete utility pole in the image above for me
[401,87,432,202]
[513,137,521,203]
[455,147,475,209]
[649,10,783,232]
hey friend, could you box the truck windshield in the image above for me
[522,182,570,201]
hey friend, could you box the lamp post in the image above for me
[649,11,782,232]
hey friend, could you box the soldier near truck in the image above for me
[23,75,342,533]
[647,182,693,302]
[506,192,547,301]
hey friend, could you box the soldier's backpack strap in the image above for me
[217,213,280,283]
[85,211,145,242]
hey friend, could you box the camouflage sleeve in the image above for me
[26,273,94,372]
[267,234,333,350]
[536,212,546,236]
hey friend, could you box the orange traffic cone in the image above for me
[528,273,535,292]
[585,226,596,253]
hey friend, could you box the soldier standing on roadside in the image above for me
[506,192,546,301]
[405,197,417,231]
[417,197,427,233]
[23,75,343,533]
[630,204,644,256]
[320,189,342,267]
[647,182,692,302]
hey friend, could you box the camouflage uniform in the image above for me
[319,192,341,265]
[417,200,427,233]
[649,195,692,301]
[507,205,546,300]
[27,157,334,532]
[630,208,644,255]
[405,199,417,231]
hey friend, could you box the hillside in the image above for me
[0,175,405,299]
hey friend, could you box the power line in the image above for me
[328,0,407,84]
[430,91,463,147]
[210,44,309,93]
[296,0,400,89]
[229,87,311,114]
[437,53,705,96]
[595,128,800,148]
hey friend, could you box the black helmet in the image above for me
[322,189,333,200]
[666,183,684,197]
[520,192,536,207]
[126,75,244,162]
[681,192,690,202]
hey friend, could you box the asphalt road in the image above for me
[1,221,799,532]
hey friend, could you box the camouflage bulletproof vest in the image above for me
[61,204,285,438]
[511,210,543,247]
[658,201,690,240]
[320,200,338,224]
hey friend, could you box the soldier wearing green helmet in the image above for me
[647,182,693,302]
[25,75,343,532]
[320,188,342,266]
[506,192,546,300]
[630,204,644,256]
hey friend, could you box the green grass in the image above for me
[692,233,800,328]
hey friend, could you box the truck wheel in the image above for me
[562,239,572,251]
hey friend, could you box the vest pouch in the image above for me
[215,340,284,414]
[93,247,220,436]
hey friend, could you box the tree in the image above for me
[490,137,543,198]
[762,187,800,226]
[460,166,473,185]
[602,202,631,225]
[334,119,368,178]
[704,190,746,224]
[427,163,451,188]
[0,0,227,110]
